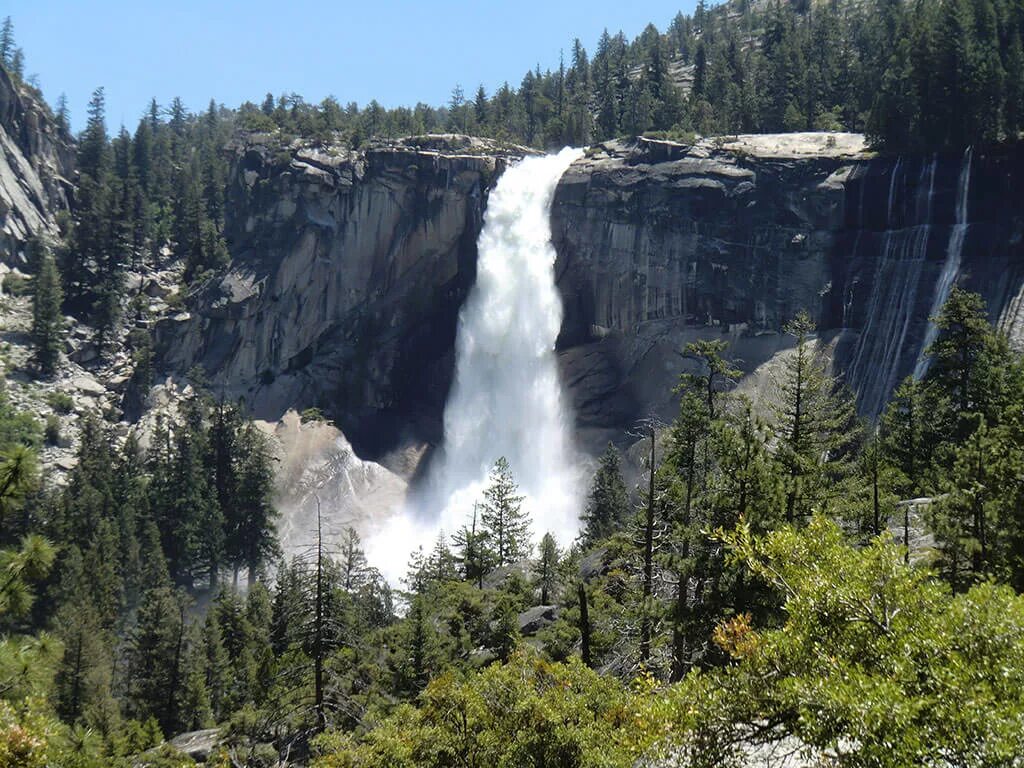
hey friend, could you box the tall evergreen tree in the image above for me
[535,532,560,605]
[233,422,279,586]
[581,444,630,546]
[771,311,858,522]
[30,242,64,376]
[453,503,490,587]
[126,586,190,734]
[0,18,14,70]
[480,457,531,568]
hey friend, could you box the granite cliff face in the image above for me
[157,132,1024,464]
[0,67,73,265]
[158,135,529,459]
[552,135,1024,442]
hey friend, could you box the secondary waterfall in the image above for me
[913,147,974,380]
[848,155,937,416]
[368,148,583,582]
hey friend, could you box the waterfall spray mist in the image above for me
[368,148,584,582]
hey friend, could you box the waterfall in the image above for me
[913,147,974,380]
[367,148,583,582]
[848,156,937,416]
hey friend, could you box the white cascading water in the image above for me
[368,148,584,582]
[848,155,937,416]
[913,146,974,380]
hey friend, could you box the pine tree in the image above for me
[426,532,458,583]
[82,518,124,628]
[53,600,115,725]
[403,594,435,694]
[922,286,1011,433]
[338,527,370,592]
[55,93,70,134]
[935,415,999,589]
[162,399,216,588]
[581,444,629,546]
[771,311,858,522]
[480,457,531,568]
[0,18,13,70]
[535,533,560,605]
[851,433,900,539]
[489,593,521,663]
[200,608,230,720]
[270,558,307,655]
[30,242,64,377]
[233,422,279,585]
[0,445,38,546]
[57,414,118,545]
[126,586,190,734]
[180,650,214,731]
[711,396,780,532]
[79,87,110,180]
[453,503,490,587]
[8,47,22,82]
[881,377,926,496]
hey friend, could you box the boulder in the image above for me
[579,548,608,582]
[70,343,99,365]
[70,375,106,397]
[166,729,220,763]
[142,277,170,298]
[54,455,78,471]
[517,604,559,636]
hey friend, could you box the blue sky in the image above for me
[7,0,695,133]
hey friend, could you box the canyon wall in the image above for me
[0,67,74,266]
[156,133,1024,462]
[552,135,1024,444]
[157,135,527,459]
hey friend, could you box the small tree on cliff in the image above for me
[481,457,531,568]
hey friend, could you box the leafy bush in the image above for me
[657,517,1024,766]
[314,652,651,768]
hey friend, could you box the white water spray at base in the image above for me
[368,148,584,583]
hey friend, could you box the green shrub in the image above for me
[44,414,60,446]
[46,391,73,414]
[2,273,31,297]
[300,407,326,424]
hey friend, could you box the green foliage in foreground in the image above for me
[314,517,1024,768]
[691,517,1024,767]
[314,654,643,768]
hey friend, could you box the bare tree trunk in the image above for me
[167,597,186,730]
[578,582,591,668]
[640,425,656,666]
[904,504,910,565]
[314,495,326,732]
